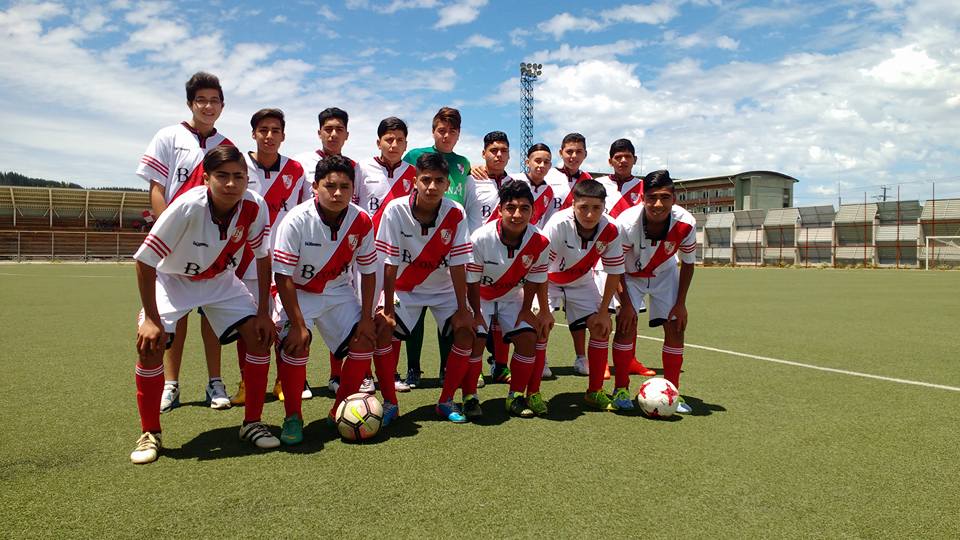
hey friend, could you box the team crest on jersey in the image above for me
[402,179,411,191]
[348,234,359,251]
[630,192,640,203]
[440,228,452,245]
[664,241,676,253]
[231,226,245,243]
[521,255,533,268]
[595,241,607,252]
[282,175,293,189]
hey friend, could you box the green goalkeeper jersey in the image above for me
[402,146,470,206]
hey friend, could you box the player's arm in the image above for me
[670,262,694,332]
[149,182,168,217]
[449,264,475,335]
[274,273,310,355]
[467,281,485,332]
[615,240,638,334]
[247,199,274,348]
[381,263,398,332]
[134,261,165,357]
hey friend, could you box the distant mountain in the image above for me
[0,171,84,189]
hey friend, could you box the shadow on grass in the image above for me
[546,366,589,378]
[542,391,588,422]
[682,394,726,417]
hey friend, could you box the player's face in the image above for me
[204,160,248,210]
[319,119,348,154]
[415,169,449,206]
[560,143,586,172]
[432,121,460,153]
[483,142,509,173]
[314,171,353,214]
[189,89,223,132]
[499,198,532,235]
[252,118,285,154]
[378,130,407,165]
[609,151,636,178]
[643,187,675,224]
[526,151,551,182]
[572,197,605,230]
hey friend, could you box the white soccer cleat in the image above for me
[542,362,553,378]
[328,376,340,394]
[130,432,162,464]
[676,398,693,414]
[301,381,313,400]
[239,422,281,449]
[205,379,231,410]
[360,377,376,394]
[573,356,589,376]
[394,375,411,393]
[159,382,180,413]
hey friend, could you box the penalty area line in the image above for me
[554,323,960,393]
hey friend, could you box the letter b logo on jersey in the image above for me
[480,276,494,286]
[401,250,413,263]
[184,262,201,275]
[301,265,316,279]
[482,205,492,218]
[176,168,190,183]
[369,196,381,212]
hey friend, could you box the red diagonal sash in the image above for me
[373,166,415,234]
[299,213,373,294]
[261,158,303,225]
[548,222,619,285]
[627,221,693,278]
[480,232,549,301]
[395,208,464,292]
[530,185,554,225]
[172,138,235,201]
[192,199,260,281]
[558,171,591,210]
[609,181,644,218]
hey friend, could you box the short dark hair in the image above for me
[643,170,674,193]
[609,138,635,157]
[377,116,408,138]
[416,152,450,177]
[202,145,244,173]
[432,106,461,130]
[527,143,551,157]
[315,155,356,184]
[318,107,349,128]
[186,72,223,103]
[561,132,586,149]
[498,179,534,205]
[484,131,509,149]
[572,178,607,201]
[250,108,285,131]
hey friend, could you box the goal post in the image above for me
[924,236,960,270]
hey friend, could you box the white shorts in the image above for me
[623,268,678,327]
[594,268,623,310]
[139,271,257,345]
[393,289,459,339]
[242,277,276,313]
[274,284,361,358]
[548,282,602,330]
[476,299,534,342]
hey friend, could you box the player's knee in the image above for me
[453,327,473,347]
[664,321,683,343]
[137,353,163,369]
[512,332,536,355]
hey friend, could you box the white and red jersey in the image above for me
[467,220,550,303]
[136,122,234,205]
[595,175,644,218]
[545,167,592,211]
[355,157,416,234]
[376,193,472,295]
[293,148,365,189]
[542,208,625,288]
[521,174,569,228]
[617,204,697,279]
[272,201,377,294]
[134,186,270,279]
[469,173,517,233]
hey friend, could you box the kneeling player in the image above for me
[467,180,553,417]
[615,170,696,414]
[131,146,277,464]
[272,156,394,443]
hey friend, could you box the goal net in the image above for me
[924,236,960,269]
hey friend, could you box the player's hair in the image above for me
[416,152,450,177]
[185,72,223,103]
[377,116,408,138]
[484,131,509,149]
[315,155,356,184]
[561,132,586,149]
[572,178,607,201]
[203,145,244,173]
[643,170,674,193]
[432,106,461,130]
[250,108,285,131]
[609,138,635,157]
[527,143,551,157]
[318,107,349,128]
[498,179,534,205]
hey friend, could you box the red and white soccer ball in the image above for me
[636,378,680,418]
[335,393,383,441]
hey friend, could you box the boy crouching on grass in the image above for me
[131,146,277,464]
[466,180,554,418]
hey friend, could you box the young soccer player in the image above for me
[614,170,697,414]
[136,71,234,413]
[521,143,569,228]
[377,153,475,423]
[542,179,625,411]
[230,108,312,406]
[272,155,393,444]
[467,180,553,418]
[130,146,278,464]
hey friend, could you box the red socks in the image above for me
[329,351,342,379]
[243,353,271,422]
[509,351,535,394]
[373,345,398,405]
[612,340,633,389]
[527,340,548,394]
[662,343,684,389]
[462,356,483,396]
[135,363,164,433]
[333,350,371,415]
[440,345,471,402]
[279,350,308,418]
[587,339,608,392]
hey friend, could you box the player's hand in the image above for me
[588,310,613,340]
[470,164,489,179]
[451,307,476,337]
[516,309,539,335]
[283,323,311,356]
[668,302,688,332]
[253,314,274,348]
[616,305,637,336]
[354,317,376,349]
[136,317,166,358]
[536,309,555,341]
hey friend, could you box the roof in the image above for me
[835,203,878,224]
[920,198,960,221]
[675,170,799,184]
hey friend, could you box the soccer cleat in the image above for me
[280,414,304,445]
[239,421,281,449]
[477,373,486,389]
[159,382,180,414]
[229,380,245,406]
[628,359,656,377]
[301,381,313,400]
[273,379,284,402]
[527,392,548,416]
[463,395,483,419]
[327,376,340,394]
[506,394,534,418]
[676,396,693,414]
[382,402,400,427]
[405,368,421,389]
[611,387,635,410]
[573,356,589,376]
[205,379,232,410]
[394,373,411,393]
[542,362,553,379]
[436,400,467,423]
[584,390,618,411]
[491,363,511,383]
[130,432,162,464]
[360,377,376,394]
[603,364,612,380]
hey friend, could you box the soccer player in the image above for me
[130,146,278,464]
[272,155,393,444]
[521,143,569,228]
[467,180,553,418]
[135,71,234,413]
[230,108,312,406]
[542,179,625,411]
[614,170,697,414]
[377,152,475,423]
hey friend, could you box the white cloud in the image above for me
[715,35,739,50]
[271,14,287,23]
[736,5,808,28]
[663,31,740,51]
[316,5,339,20]
[532,39,645,63]
[538,13,604,39]
[460,33,499,50]
[435,0,488,29]
[539,2,679,39]
[382,0,440,14]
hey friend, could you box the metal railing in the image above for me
[0,230,146,261]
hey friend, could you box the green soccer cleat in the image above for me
[281,414,304,445]
[463,395,483,419]
[584,390,618,411]
[527,392,548,416]
[611,388,635,410]
[506,394,534,418]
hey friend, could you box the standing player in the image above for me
[136,71,234,413]
[377,153,475,423]
[130,146,278,464]
[615,170,696,414]
[521,143,569,229]
[542,179,625,411]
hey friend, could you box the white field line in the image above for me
[0,272,118,278]
[555,323,960,393]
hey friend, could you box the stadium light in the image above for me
[520,61,542,171]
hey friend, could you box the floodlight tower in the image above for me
[520,62,542,172]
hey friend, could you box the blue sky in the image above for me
[1,0,958,206]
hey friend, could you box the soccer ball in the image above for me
[335,393,383,441]
[636,378,680,418]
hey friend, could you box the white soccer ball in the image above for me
[335,392,383,441]
[636,378,680,418]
